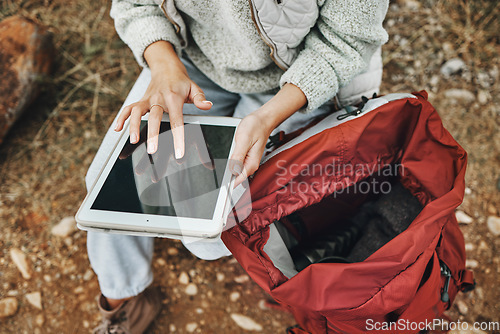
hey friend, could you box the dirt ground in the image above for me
[0,0,498,333]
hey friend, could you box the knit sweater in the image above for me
[110,0,389,112]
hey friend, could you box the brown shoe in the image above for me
[93,286,162,334]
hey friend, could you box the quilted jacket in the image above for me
[160,0,319,70]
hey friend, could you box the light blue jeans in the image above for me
[86,58,336,299]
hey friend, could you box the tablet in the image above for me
[76,114,240,239]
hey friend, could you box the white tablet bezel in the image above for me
[76,114,240,239]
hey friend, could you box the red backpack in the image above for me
[221,91,475,333]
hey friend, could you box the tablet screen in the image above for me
[90,121,235,220]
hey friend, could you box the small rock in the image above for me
[216,272,225,282]
[0,297,18,318]
[83,320,90,328]
[258,299,268,310]
[455,210,473,224]
[465,243,474,252]
[10,248,32,279]
[186,322,197,333]
[74,286,85,294]
[476,71,491,88]
[234,275,249,283]
[83,269,94,281]
[464,187,472,195]
[478,240,488,251]
[35,314,44,326]
[444,89,475,103]
[156,258,166,266]
[429,75,440,87]
[167,247,179,255]
[25,291,42,310]
[440,58,466,77]
[456,300,468,315]
[169,324,176,332]
[43,274,51,283]
[230,313,263,331]
[487,216,500,236]
[477,90,490,105]
[396,0,420,10]
[230,291,240,302]
[185,283,198,296]
[51,216,77,237]
[488,204,497,215]
[465,259,479,269]
[179,272,189,285]
[196,308,203,314]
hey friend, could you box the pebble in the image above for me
[230,291,240,302]
[476,71,491,88]
[234,275,249,283]
[83,320,90,328]
[167,247,179,256]
[464,187,472,195]
[230,313,263,331]
[179,272,190,285]
[74,286,85,294]
[185,283,198,296]
[169,324,176,332]
[10,248,32,279]
[455,210,473,224]
[196,308,203,314]
[43,275,51,283]
[477,90,490,105]
[258,299,268,310]
[156,258,166,266]
[35,314,44,326]
[444,89,475,103]
[7,290,18,297]
[216,272,225,282]
[83,269,94,281]
[51,216,77,237]
[26,292,42,310]
[440,58,466,77]
[456,300,468,315]
[0,297,18,318]
[186,322,198,333]
[465,259,479,269]
[465,243,474,252]
[486,216,500,236]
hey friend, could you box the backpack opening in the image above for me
[264,164,424,278]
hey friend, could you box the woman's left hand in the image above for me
[229,83,308,187]
[229,112,273,187]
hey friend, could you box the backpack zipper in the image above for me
[440,261,452,303]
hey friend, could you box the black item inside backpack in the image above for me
[273,165,423,272]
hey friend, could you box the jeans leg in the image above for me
[87,232,154,299]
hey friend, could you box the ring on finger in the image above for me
[192,92,205,100]
[150,104,165,111]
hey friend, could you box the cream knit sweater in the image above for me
[111,0,389,112]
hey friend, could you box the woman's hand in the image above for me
[230,83,308,187]
[230,113,273,187]
[114,41,212,158]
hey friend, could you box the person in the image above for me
[87,0,389,332]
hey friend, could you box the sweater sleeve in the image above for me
[280,0,389,112]
[110,0,183,67]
